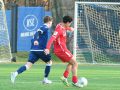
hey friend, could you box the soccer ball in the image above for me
[78,77,88,87]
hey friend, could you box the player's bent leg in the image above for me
[64,64,72,78]
[11,62,33,83]
[42,60,52,84]
[68,57,82,88]
[55,50,73,86]
[68,57,78,77]
[17,62,32,74]
[61,64,72,86]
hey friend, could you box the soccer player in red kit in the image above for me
[44,16,82,87]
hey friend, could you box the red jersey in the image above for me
[46,23,72,52]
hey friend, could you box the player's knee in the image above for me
[46,60,52,66]
[75,61,78,67]
[73,60,78,66]
[50,60,52,65]
[25,64,32,70]
[69,59,78,67]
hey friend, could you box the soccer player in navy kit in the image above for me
[11,16,53,84]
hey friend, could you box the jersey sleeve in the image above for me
[33,31,39,40]
[46,26,61,50]
[33,26,48,40]
[38,26,48,34]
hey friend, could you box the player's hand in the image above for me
[70,27,74,32]
[44,49,50,55]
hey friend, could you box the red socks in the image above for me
[72,76,78,83]
[63,71,78,83]
[63,70,69,78]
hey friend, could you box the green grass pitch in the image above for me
[0,63,120,90]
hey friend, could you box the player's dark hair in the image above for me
[44,16,53,23]
[63,15,73,23]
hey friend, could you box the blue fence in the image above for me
[6,10,11,38]
[6,7,52,51]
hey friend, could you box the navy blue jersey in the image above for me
[30,24,49,51]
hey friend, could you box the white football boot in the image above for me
[72,82,83,88]
[42,78,52,84]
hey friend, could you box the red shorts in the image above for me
[54,49,73,62]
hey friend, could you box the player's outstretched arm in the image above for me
[44,36,56,55]
[66,27,74,32]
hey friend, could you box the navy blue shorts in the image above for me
[28,51,51,64]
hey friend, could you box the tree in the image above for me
[50,0,75,52]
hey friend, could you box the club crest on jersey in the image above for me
[34,40,39,45]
